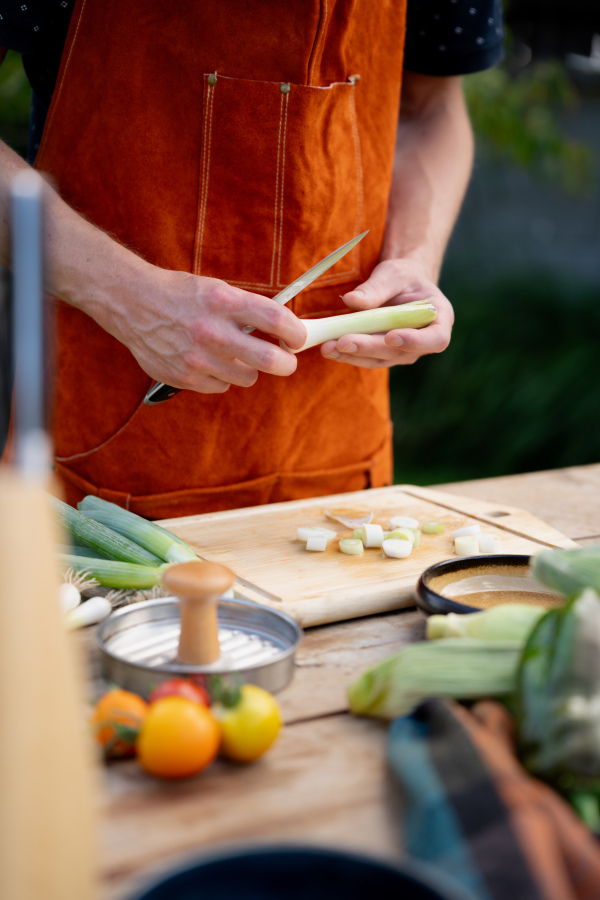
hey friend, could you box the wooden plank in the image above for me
[99,713,399,900]
[437,464,600,542]
[159,485,574,627]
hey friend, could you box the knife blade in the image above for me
[144,230,369,406]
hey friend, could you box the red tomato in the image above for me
[148,677,210,707]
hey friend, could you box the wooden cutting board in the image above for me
[159,484,578,627]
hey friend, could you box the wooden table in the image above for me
[97,463,600,899]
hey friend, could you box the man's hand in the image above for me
[94,265,307,393]
[320,258,453,369]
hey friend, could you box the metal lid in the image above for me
[96,597,302,696]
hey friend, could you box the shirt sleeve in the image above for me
[404,0,504,76]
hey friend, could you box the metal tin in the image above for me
[96,597,302,697]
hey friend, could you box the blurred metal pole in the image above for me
[11,170,50,478]
[0,264,11,457]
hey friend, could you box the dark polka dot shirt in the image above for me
[405,0,504,75]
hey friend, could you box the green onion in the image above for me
[347,639,522,720]
[422,521,445,534]
[50,496,162,566]
[531,546,600,600]
[352,529,364,541]
[427,604,546,641]
[339,538,364,556]
[57,554,165,590]
[281,300,437,353]
[56,543,110,560]
[77,495,197,564]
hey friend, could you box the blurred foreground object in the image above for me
[390,699,600,900]
[0,171,96,900]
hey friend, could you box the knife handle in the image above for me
[144,382,182,405]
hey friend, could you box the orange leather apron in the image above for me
[35,0,407,518]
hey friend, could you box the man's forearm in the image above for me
[380,71,474,283]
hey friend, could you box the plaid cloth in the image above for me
[389,699,600,900]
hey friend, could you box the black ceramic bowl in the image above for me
[415,553,558,615]
[130,845,477,900]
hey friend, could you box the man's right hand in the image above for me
[90,265,308,394]
[0,140,306,395]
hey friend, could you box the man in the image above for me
[0,1,503,518]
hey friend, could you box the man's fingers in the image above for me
[384,319,450,355]
[231,288,307,349]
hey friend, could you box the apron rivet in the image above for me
[207,74,217,86]
[280,82,291,94]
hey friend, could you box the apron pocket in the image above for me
[193,73,363,297]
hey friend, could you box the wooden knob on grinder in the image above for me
[162,560,235,666]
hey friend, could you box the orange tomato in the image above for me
[148,677,210,707]
[91,689,149,758]
[136,697,221,779]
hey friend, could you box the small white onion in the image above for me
[361,524,385,548]
[339,538,364,556]
[59,582,81,614]
[389,516,419,530]
[454,536,480,557]
[306,536,328,551]
[451,524,481,538]
[383,539,413,559]
[64,596,111,630]
[477,534,501,554]
[297,526,337,542]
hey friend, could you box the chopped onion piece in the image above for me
[422,521,445,534]
[454,536,480,557]
[390,516,419,530]
[361,524,385,548]
[385,529,414,544]
[477,534,501,554]
[324,509,374,529]
[339,538,364,556]
[407,528,421,549]
[352,529,364,541]
[296,526,337,542]
[383,539,413,559]
[451,524,481,538]
[306,536,328,551]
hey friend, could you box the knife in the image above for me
[143,229,369,405]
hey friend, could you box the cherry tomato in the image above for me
[214,684,282,763]
[136,696,221,779]
[91,689,148,758]
[148,677,210,707]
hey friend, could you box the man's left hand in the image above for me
[320,258,453,369]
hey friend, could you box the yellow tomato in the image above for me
[215,684,282,763]
[136,696,221,779]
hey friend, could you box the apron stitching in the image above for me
[308,0,328,87]
[54,395,148,463]
[193,80,211,274]
[36,0,87,165]
[195,79,216,275]
[349,82,365,269]
[276,91,290,286]
[269,91,286,287]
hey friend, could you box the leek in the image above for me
[382,539,412,559]
[361,524,384,547]
[56,543,109,559]
[339,538,364,556]
[389,516,419,530]
[427,604,545,641]
[281,300,437,353]
[531,546,600,600]
[57,554,164,590]
[422,521,444,534]
[50,497,162,566]
[454,535,479,556]
[77,495,197,564]
[348,639,522,720]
